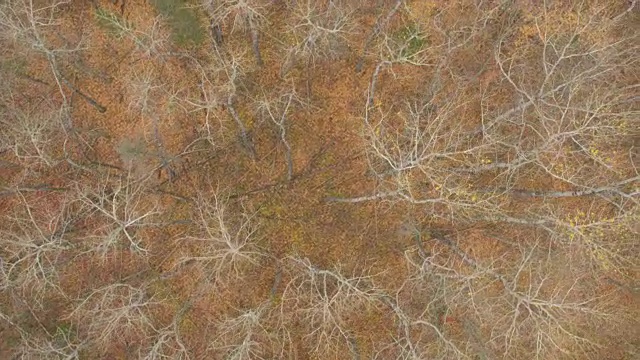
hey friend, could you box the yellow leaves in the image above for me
[593,248,612,272]
[551,162,566,173]
[480,158,492,165]
[514,22,539,47]
[567,209,587,227]
[290,227,305,247]
[258,200,286,218]
[511,6,609,52]
[407,1,440,28]
[587,145,614,166]
[562,209,627,273]
[535,11,581,39]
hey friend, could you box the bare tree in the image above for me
[67,283,158,354]
[203,0,268,65]
[0,0,108,114]
[0,94,61,168]
[0,0,77,102]
[11,320,84,360]
[336,0,639,238]
[209,302,274,359]
[255,85,303,182]
[173,193,263,287]
[354,0,404,73]
[140,301,192,360]
[0,191,75,302]
[94,6,169,57]
[209,49,257,158]
[397,229,616,359]
[279,257,380,358]
[331,2,639,358]
[75,171,161,256]
[280,0,354,96]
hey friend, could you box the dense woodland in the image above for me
[0,0,638,358]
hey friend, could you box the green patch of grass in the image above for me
[95,7,133,38]
[54,322,74,338]
[117,136,147,164]
[151,0,205,47]
[0,56,27,74]
[393,23,427,59]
